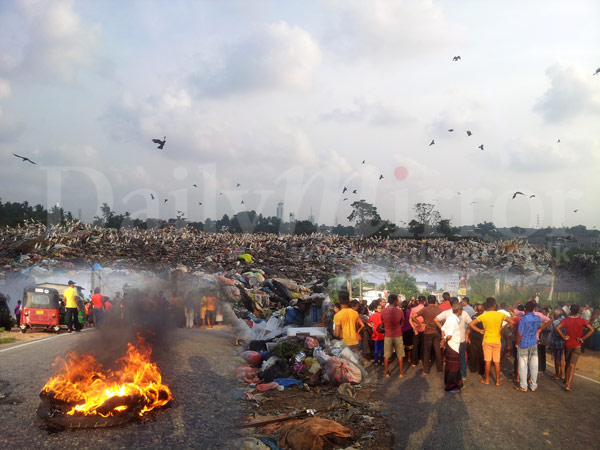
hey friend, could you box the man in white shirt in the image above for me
[435,297,472,381]
[441,303,464,392]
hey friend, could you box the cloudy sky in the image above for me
[0,0,599,228]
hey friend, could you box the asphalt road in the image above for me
[375,358,600,450]
[0,327,243,449]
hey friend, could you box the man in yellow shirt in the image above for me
[333,291,364,353]
[469,297,513,385]
[64,280,81,333]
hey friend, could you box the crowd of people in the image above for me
[329,291,599,393]
[63,284,224,332]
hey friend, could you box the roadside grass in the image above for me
[0,337,17,344]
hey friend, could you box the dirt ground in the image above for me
[240,380,394,449]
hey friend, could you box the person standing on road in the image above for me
[64,280,80,333]
[412,295,442,376]
[549,309,566,380]
[367,302,384,366]
[409,296,426,367]
[441,303,464,392]
[90,288,104,327]
[381,294,405,378]
[184,291,196,329]
[462,297,476,318]
[514,301,542,392]
[469,297,514,386]
[435,297,472,381]
[333,291,363,355]
[555,304,595,391]
[14,300,22,327]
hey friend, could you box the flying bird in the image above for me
[164,199,168,203]
[457,192,462,195]
[573,209,578,213]
[466,130,472,136]
[452,56,461,61]
[352,189,357,194]
[529,195,536,198]
[478,144,484,151]
[512,191,524,199]
[594,68,600,75]
[342,187,347,193]
[429,140,435,146]
[219,192,223,196]
[362,160,365,164]
[241,200,244,205]
[198,202,203,206]
[379,174,384,180]
[448,129,454,132]
[150,194,155,200]
[152,136,166,149]
[343,198,348,201]
[557,139,560,143]
[236,183,241,187]
[470,201,477,205]
[12,153,37,164]
[193,184,198,188]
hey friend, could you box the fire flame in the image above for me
[41,336,173,417]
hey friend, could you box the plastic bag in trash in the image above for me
[322,357,362,385]
[313,348,331,364]
[241,351,262,366]
[262,360,291,382]
[339,347,360,365]
[304,337,319,348]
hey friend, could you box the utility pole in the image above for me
[348,267,353,298]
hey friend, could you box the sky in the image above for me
[0,0,599,228]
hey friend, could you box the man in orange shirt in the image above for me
[90,287,104,327]
[333,291,364,354]
[469,297,514,385]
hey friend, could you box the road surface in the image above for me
[0,327,243,449]
[375,359,600,450]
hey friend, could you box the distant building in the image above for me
[276,202,284,221]
[289,212,296,223]
[416,281,437,293]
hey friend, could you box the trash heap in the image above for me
[218,270,393,449]
[0,222,556,283]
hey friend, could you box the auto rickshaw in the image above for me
[20,286,64,333]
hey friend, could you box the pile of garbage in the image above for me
[0,222,556,282]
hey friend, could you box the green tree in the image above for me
[437,219,458,238]
[381,271,419,299]
[293,220,317,235]
[347,200,382,236]
[408,219,425,238]
[474,221,498,239]
[467,273,497,303]
[413,203,441,227]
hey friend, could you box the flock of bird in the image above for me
[9,57,597,221]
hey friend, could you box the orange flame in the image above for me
[41,336,173,417]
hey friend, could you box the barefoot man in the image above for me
[469,297,514,386]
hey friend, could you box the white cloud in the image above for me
[0,106,25,142]
[504,137,598,172]
[14,0,106,82]
[322,97,414,126]
[323,0,461,61]
[534,62,600,123]
[191,21,321,96]
[0,78,11,98]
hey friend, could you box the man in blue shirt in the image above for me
[515,301,550,392]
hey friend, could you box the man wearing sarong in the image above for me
[441,303,464,392]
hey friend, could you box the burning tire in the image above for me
[37,401,141,428]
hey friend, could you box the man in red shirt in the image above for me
[409,296,426,367]
[381,294,405,378]
[556,304,594,391]
[438,292,452,312]
[90,287,104,327]
[411,295,442,375]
